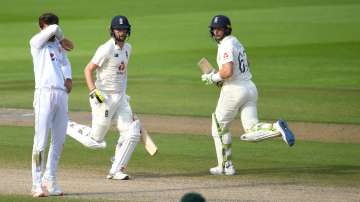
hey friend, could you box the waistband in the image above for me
[35,87,66,92]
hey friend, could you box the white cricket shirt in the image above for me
[30,24,72,90]
[91,38,131,94]
[217,35,252,84]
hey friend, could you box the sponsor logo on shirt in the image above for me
[223,52,229,60]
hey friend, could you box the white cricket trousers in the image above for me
[32,88,68,187]
[215,80,259,131]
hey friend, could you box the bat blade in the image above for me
[140,128,158,156]
[197,57,215,74]
[133,113,158,156]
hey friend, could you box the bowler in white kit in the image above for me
[201,15,296,175]
[67,15,140,180]
[29,13,73,197]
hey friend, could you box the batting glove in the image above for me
[201,71,223,85]
[89,88,105,104]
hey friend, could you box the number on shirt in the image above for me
[238,51,248,73]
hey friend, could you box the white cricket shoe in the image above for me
[106,171,130,180]
[209,166,223,175]
[224,161,236,175]
[31,186,47,197]
[209,161,236,176]
[43,180,64,196]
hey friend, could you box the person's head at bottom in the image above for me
[180,192,206,202]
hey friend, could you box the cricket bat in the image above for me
[140,127,158,156]
[197,57,215,74]
[133,114,158,156]
[197,57,223,87]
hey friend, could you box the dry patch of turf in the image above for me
[1,168,359,202]
[1,108,359,143]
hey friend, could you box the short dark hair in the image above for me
[39,13,59,29]
[180,192,206,202]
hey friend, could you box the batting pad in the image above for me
[109,120,141,174]
[66,121,106,149]
[240,130,280,142]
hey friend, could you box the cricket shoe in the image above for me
[106,171,130,180]
[274,119,295,147]
[209,161,236,176]
[42,180,64,196]
[31,186,47,197]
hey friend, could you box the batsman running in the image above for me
[67,15,140,180]
[201,15,295,176]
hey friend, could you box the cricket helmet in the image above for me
[110,15,131,36]
[209,15,232,36]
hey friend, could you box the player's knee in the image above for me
[211,113,229,138]
[247,122,273,133]
[222,132,232,144]
[118,120,141,144]
[120,120,141,142]
[129,120,141,142]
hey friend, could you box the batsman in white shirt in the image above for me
[67,15,140,180]
[201,15,296,176]
[29,13,74,197]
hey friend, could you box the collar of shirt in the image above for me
[218,35,232,46]
[110,38,124,50]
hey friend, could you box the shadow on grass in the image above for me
[129,165,360,179]
[239,165,360,176]
[63,166,360,198]
[66,181,295,197]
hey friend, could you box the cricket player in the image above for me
[29,13,73,197]
[201,15,295,175]
[66,15,140,180]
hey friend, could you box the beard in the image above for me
[115,35,127,42]
[214,35,224,43]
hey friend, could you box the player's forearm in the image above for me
[30,24,64,49]
[219,62,233,79]
[84,63,96,91]
[61,65,72,80]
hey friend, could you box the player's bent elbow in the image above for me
[220,68,233,79]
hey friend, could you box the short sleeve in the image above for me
[91,45,109,67]
[218,42,234,65]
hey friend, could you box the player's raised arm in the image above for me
[30,24,64,49]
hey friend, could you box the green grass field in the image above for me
[0,0,359,201]
[1,126,359,187]
[0,0,359,123]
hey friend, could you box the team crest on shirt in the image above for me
[114,53,119,57]
[49,53,55,61]
[223,52,229,60]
